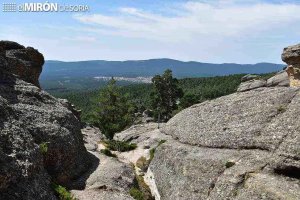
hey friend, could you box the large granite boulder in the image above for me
[266,70,289,87]
[241,74,259,82]
[71,152,135,200]
[0,41,93,199]
[238,71,289,92]
[148,87,300,199]
[237,79,266,92]
[282,43,300,65]
[282,43,300,87]
[0,40,44,87]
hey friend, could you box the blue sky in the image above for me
[0,0,299,63]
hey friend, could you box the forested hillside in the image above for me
[42,59,282,80]
[50,74,257,123]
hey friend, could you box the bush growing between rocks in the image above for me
[51,183,75,200]
[129,187,144,200]
[130,173,154,200]
[100,149,117,157]
[136,156,149,172]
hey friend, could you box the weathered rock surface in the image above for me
[69,126,136,200]
[148,87,300,199]
[241,74,259,82]
[0,40,44,87]
[71,152,135,200]
[114,123,171,164]
[163,87,299,150]
[237,79,266,92]
[114,123,170,200]
[150,141,271,200]
[81,126,105,151]
[0,41,93,199]
[266,70,289,87]
[282,43,300,87]
[282,43,300,65]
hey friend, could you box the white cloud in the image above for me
[3,1,299,63]
[74,1,300,43]
[62,36,97,42]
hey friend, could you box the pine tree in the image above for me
[151,69,183,121]
[93,78,134,139]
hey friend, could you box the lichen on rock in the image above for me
[0,41,94,199]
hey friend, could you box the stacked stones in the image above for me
[282,43,300,87]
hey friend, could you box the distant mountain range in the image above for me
[41,59,284,80]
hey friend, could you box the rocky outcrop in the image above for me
[69,126,138,200]
[147,87,300,200]
[266,70,289,87]
[58,98,82,121]
[114,123,171,165]
[71,152,135,200]
[81,126,106,151]
[0,41,93,199]
[0,41,44,87]
[163,87,298,150]
[241,74,259,82]
[282,43,300,87]
[282,43,300,65]
[237,79,266,92]
[238,71,289,92]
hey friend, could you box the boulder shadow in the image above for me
[70,151,100,190]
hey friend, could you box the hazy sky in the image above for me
[0,0,299,63]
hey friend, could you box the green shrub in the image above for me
[129,173,154,200]
[150,140,167,161]
[39,142,48,154]
[150,148,155,161]
[136,156,149,172]
[52,183,75,200]
[91,78,135,139]
[158,140,166,146]
[100,149,117,157]
[105,140,137,152]
[134,175,154,200]
[129,187,144,200]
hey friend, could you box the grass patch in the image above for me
[52,183,76,200]
[104,140,137,152]
[150,139,167,161]
[100,149,117,157]
[150,148,155,161]
[129,187,144,200]
[130,173,154,200]
[158,140,167,146]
